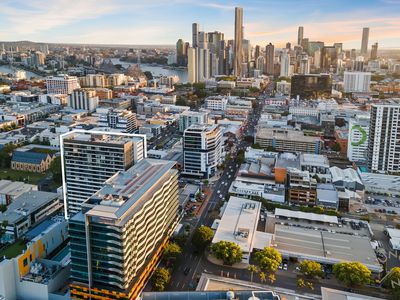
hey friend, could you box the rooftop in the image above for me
[256,128,321,143]
[300,153,329,167]
[273,224,382,272]
[274,208,338,224]
[0,191,59,225]
[11,151,50,165]
[212,197,271,254]
[76,159,177,226]
[0,180,36,197]
[62,130,144,145]
[330,167,363,185]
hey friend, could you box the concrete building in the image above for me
[347,115,370,162]
[178,110,208,133]
[343,71,371,93]
[182,124,222,179]
[68,88,99,112]
[297,26,304,46]
[98,108,137,133]
[0,191,62,239]
[359,172,400,197]
[212,197,272,263]
[46,74,79,94]
[255,128,322,154]
[60,130,146,217]
[276,80,291,95]
[287,169,318,206]
[361,27,369,57]
[0,180,37,205]
[316,183,339,209]
[69,159,179,300]
[265,43,274,75]
[330,167,364,191]
[290,74,332,99]
[279,50,290,77]
[367,104,400,174]
[205,95,228,111]
[187,47,197,83]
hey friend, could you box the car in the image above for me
[219,195,223,199]
[283,263,288,270]
[184,267,191,275]
[278,264,283,270]
[217,190,220,194]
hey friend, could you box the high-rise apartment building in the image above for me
[361,27,369,56]
[297,26,304,46]
[347,115,370,162]
[46,74,79,94]
[60,130,146,217]
[188,47,197,83]
[343,71,371,93]
[299,53,310,74]
[234,7,243,77]
[183,124,222,178]
[280,50,290,77]
[98,109,138,133]
[69,159,179,300]
[192,23,199,47]
[179,110,208,132]
[265,43,274,75]
[80,74,106,88]
[367,104,400,174]
[68,88,99,112]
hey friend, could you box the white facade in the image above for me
[188,47,197,83]
[280,50,290,77]
[178,110,208,132]
[46,75,79,94]
[343,71,371,93]
[204,96,228,111]
[347,115,370,162]
[68,89,99,112]
[368,104,400,173]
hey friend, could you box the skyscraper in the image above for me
[60,130,146,217]
[361,27,369,56]
[192,23,199,47]
[297,26,304,46]
[176,39,184,66]
[367,104,400,174]
[280,50,290,77]
[187,47,197,83]
[234,7,243,77]
[371,42,378,60]
[69,159,179,300]
[265,43,274,75]
[218,40,226,75]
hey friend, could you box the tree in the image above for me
[203,179,209,186]
[298,260,323,279]
[143,71,153,80]
[332,142,341,152]
[192,226,214,249]
[211,241,243,265]
[163,242,182,261]
[333,262,371,287]
[0,204,6,213]
[268,273,276,284]
[254,247,282,273]
[297,278,305,288]
[259,271,267,283]
[48,156,62,186]
[152,267,171,291]
[248,264,258,282]
[237,149,245,164]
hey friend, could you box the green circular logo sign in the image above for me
[350,124,367,147]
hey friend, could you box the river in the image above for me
[110,58,188,83]
[0,64,43,80]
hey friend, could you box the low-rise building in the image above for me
[330,167,364,191]
[0,191,62,238]
[0,180,37,205]
[11,150,56,173]
[316,183,339,209]
[287,169,318,206]
[98,108,137,133]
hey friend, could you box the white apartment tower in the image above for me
[67,88,99,112]
[367,104,400,173]
[183,124,222,179]
[343,71,371,93]
[60,130,146,217]
[347,115,370,162]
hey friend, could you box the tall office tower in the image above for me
[192,23,199,47]
[286,42,291,50]
[280,50,290,77]
[208,31,224,54]
[371,42,378,60]
[242,39,251,63]
[297,26,304,46]
[188,47,197,83]
[234,7,243,77]
[254,45,260,60]
[198,31,208,49]
[299,53,310,74]
[367,104,400,173]
[60,130,146,217]
[69,159,179,300]
[314,49,321,69]
[201,48,210,80]
[218,40,226,75]
[361,27,369,56]
[333,42,343,54]
[301,38,309,54]
[265,43,274,75]
[307,41,324,56]
[46,74,79,94]
[182,124,222,179]
[343,71,371,93]
[210,53,218,77]
[68,88,99,112]
[321,46,337,70]
[347,115,370,162]
[256,56,265,72]
[176,39,185,66]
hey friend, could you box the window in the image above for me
[23,258,28,267]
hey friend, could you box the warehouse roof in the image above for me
[274,208,338,224]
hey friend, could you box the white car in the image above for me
[283,263,288,271]
[217,190,220,194]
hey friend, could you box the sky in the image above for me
[0,0,400,49]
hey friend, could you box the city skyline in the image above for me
[1,0,400,48]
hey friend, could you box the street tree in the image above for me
[247,264,258,282]
[211,241,243,265]
[152,267,171,291]
[298,260,324,279]
[383,267,400,289]
[259,272,267,283]
[297,278,305,288]
[254,247,282,273]
[192,226,214,249]
[333,262,371,287]
[163,242,182,261]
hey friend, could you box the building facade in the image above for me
[98,109,137,133]
[68,89,99,112]
[46,75,79,94]
[347,115,370,162]
[178,110,208,133]
[343,71,371,93]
